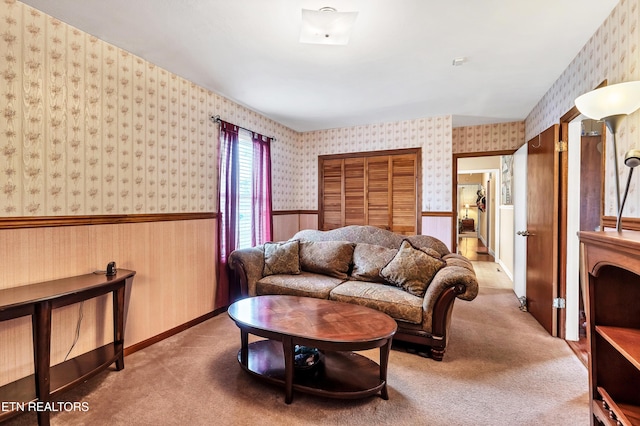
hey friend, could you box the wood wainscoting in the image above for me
[0,217,217,387]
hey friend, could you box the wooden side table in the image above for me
[0,269,135,425]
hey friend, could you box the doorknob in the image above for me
[517,230,533,237]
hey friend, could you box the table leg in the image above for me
[379,338,392,400]
[240,330,248,367]
[282,337,294,404]
[113,283,126,371]
[33,301,52,426]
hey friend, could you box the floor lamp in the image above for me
[617,149,640,232]
[575,81,640,231]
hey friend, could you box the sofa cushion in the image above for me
[329,281,423,324]
[263,240,301,276]
[380,239,446,297]
[351,243,396,283]
[256,272,344,299]
[299,240,355,280]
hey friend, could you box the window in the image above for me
[236,129,253,249]
[216,119,272,307]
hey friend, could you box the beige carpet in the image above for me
[6,262,589,426]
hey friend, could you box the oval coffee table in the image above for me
[227,295,397,404]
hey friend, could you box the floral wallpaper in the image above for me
[298,117,452,212]
[452,121,524,154]
[3,0,636,218]
[526,0,639,217]
[210,99,299,211]
[0,0,297,216]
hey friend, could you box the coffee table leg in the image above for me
[240,329,249,367]
[379,338,392,400]
[282,337,294,404]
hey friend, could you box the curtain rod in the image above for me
[210,115,276,142]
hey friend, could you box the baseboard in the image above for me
[124,306,228,356]
[497,259,514,281]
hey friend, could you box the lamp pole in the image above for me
[603,114,626,215]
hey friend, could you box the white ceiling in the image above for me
[21,0,619,132]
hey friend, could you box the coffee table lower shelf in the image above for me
[238,340,387,401]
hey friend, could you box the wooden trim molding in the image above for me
[318,147,421,160]
[273,210,454,218]
[124,308,225,356]
[454,149,517,159]
[422,211,452,217]
[602,216,640,231]
[272,210,318,215]
[0,213,216,229]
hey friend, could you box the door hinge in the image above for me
[553,297,566,309]
[556,141,567,152]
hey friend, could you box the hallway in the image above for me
[457,236,494,262]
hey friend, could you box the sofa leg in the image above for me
[430,347,445,361]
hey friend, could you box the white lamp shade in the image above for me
[575,81,640,120]
[300,8,358,45]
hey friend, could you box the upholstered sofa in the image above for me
[228,225,478,361]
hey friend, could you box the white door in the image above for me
[513,143,527,298]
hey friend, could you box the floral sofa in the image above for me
[228,225,478,361]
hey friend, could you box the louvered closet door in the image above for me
[321,158,343,230]
[344,158,366,225]
[318,149,420,234]
[391,154,418,235]
[366,156,391,230]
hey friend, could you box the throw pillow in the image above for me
[380,239,446,297]
[263,240,301,276]
[299,240,355,279]
[351,243,396,283]
[421,247,442,259]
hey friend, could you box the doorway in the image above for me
[457,173,494,261]
[453,151,516,275]
[565,117,603,364]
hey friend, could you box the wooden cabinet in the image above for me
[319,149,421,235]
[461,219,475,232]
[579,231,640,425]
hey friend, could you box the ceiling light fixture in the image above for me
[299,6,358,45]
[452,57,466,67]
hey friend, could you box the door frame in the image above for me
[558,108,579,339]
[513,143,528,298]
[452,150,515,254]
[559,89,607,340]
